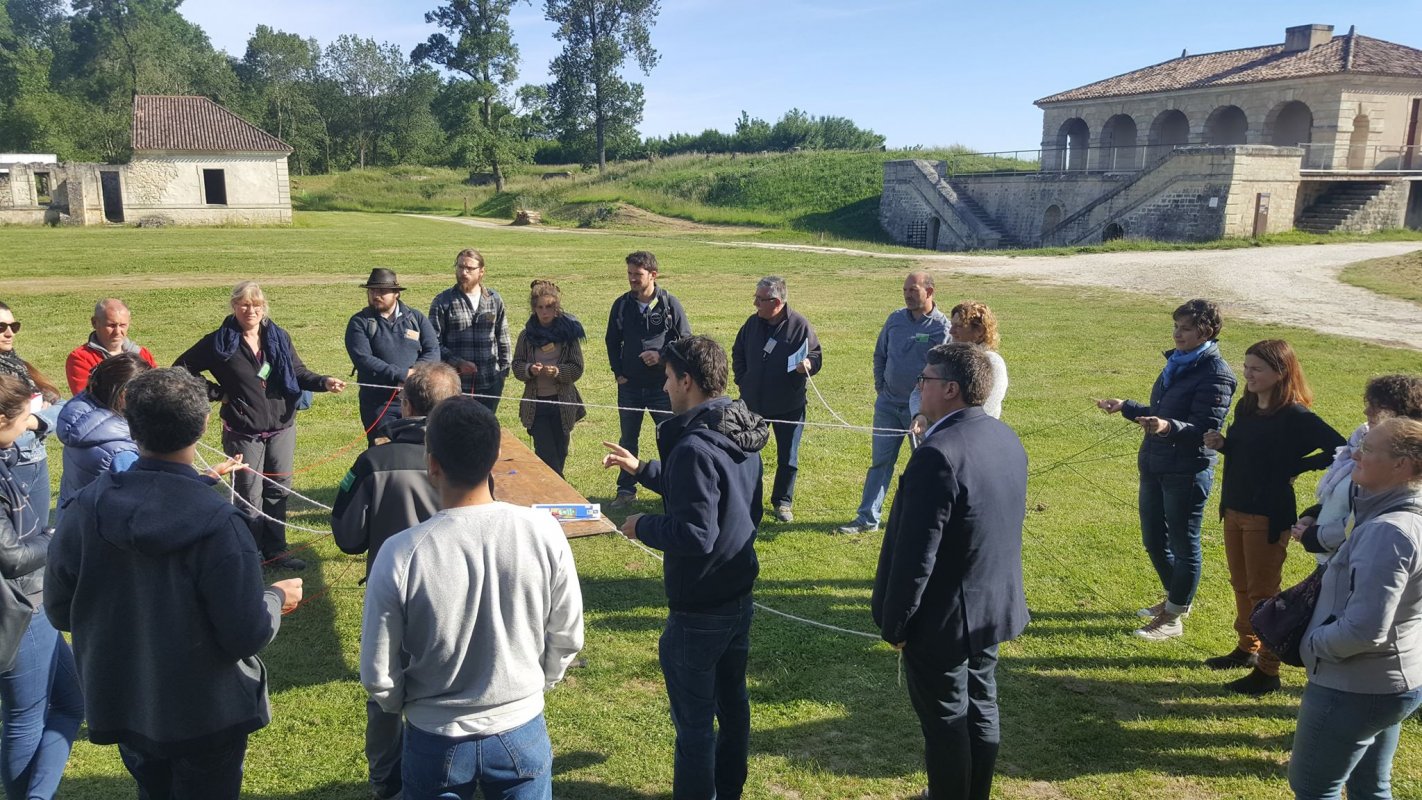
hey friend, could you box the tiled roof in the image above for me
[131,95,292,153]
[1037,33,1422,105]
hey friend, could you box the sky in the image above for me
[178,0,1422,152]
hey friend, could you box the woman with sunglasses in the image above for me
[0,303,62,529]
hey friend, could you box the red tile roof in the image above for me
[1037,33,1422,105]
[131,95,292,153]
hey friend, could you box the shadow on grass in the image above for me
[262,551,363,691]
[555,751,672,799]
[56,776,371,799]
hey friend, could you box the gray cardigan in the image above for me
[1301,484,1422,694]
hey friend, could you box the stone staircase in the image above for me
[1296,182,1392,233]
[948,182,1024,248]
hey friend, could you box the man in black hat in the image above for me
[345,268,441,444]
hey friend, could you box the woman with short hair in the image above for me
[0,373,82,800]
[175,282,345,570]
[1203,339,1344,695]
[1291,417,1422,799]
[0,302,62,529]
[510,280,586,476]
[1098,299,1237,642]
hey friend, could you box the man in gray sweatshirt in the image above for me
[360,395,584,799]
[838,271,949,534]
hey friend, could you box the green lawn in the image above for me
[1340,249,1422,306]
[4,212,1421,799]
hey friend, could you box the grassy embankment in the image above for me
[4,211,1421,799]
[1340,249,1422,305]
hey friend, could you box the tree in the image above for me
[412,0,525,190]
[543,0,659,172]
[322,34,409,169]
[237,26,319,144]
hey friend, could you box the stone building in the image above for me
[0,95,293,226]
[882,24,1422,250]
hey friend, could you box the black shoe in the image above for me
[1225,667,1281,696]
[1204,648,1259,670]
[267,554,307,571]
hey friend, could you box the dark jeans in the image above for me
[659,595,754,800]
[1290,682,1422,800]
[117,736,248,800]
[529,398,569,477]
[366,700,403,799]
[0,609,83,800]
[767,408,805,509]
[473,373,507,415]
[11,460,49,531]
[1137,468,1212,612]
[616,384,672,495]
[402,714,552,800]
[902,645,1000,800]
[223,426,297,559]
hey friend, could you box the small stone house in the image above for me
[0,95,293,226]
[882,24,1422,250]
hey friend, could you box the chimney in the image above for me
[1284,24,1334,52]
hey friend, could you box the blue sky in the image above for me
[180,0,1422,151]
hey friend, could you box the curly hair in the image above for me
[951,301,1000,351]
[1364,375,1422,421]
[1173,298,1223,340]
[530,279,562,315]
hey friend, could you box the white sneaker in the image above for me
[1134,611,1183,640]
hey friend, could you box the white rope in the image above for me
[352,382,911,436]
[194,442,335,512]
[805,373,859,429]
[194,449,336,537]
[617,533,881,641]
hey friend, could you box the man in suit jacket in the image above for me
[871,341,1029,800]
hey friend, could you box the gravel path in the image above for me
[411,216,1422,350]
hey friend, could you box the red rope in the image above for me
[282,556,362,616]
[257,387,399,477]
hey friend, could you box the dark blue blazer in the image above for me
[871,405,1029,667]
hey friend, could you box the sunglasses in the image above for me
[0,322,20,334]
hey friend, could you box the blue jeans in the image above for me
[903,645,1001,800]
[767,408,805,509]
[402,714,552,800]
[118,736,248,800]
[474,373,508,415]
[1137,468,1211,612]
[1290,682,1422,800]
[0,609,83,800]
[852,396,912,528]
[10,461,48,532]
[659,595,754,800]
[616,384,672,495]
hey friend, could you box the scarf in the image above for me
[1316,421,1367,502]
[523,313,586,348]
[213,316,302,399]
[1160,341,1215,389]
[0,351,36,393]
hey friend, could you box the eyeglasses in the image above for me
[1359,442,1398,458]
[752,296,777,304]
[0,322,20,333]
[914,374,954,386]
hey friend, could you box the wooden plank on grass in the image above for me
[495,428,615,538]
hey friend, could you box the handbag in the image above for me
[1252,500,1422,668]
[0,578,34,673]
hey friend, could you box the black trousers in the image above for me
[118,736,248,800]
[903,645,1001,800]
[529,397,569,477]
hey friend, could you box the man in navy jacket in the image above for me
[872,342,1028,800]
[603,335,767,800]
[344,268,440,444]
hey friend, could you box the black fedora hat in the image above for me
[360,268,404,291]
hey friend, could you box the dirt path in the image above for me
[412,215,1422,350]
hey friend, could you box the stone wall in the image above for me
[951,171,1125,244]
[881,160,1002,250]
[122,153,293,225]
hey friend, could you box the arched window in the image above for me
[1057,118,1090,171]
[1148,110,1190,162]
[1266,100,1313,147]
[1348,114,1371,170]
[1204,106,1249,145]
[1101,115,1139,170]
[1041,204,1062,245]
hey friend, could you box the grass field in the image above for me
[1340,249,1422,307]
[4,211,1422,799]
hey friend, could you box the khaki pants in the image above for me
[1223,509,1289,676]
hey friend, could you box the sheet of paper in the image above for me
[786,340,809,373]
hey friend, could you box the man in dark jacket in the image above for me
[872,342,1028,800]
[45,368,302,800]
[602,335,767,800]
[731,275,822,523]
[330,361,460,800]
[344,268,440,444]
[604,251,692,509]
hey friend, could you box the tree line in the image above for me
[0,0,884,186]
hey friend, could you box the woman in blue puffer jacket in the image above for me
[55,354,150,515]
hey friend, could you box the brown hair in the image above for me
[530,280,562,315]
[1365,375,1422,421]
[454,248,484,268]
[0,375,30,420]
[626,251,659,273]
[403,362,462,417]
[926,342,994,406]
[1173,298,1222,341]
[87,353,152,413]
[1238,339,1313,417]
[951,301,1000,351]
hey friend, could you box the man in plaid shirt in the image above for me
[428,249,512,413]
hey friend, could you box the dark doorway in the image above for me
[928,217,941,250]
[1102,222,1125,242]
[1406,182,1422,230]
[202,169,228,205]
[100,171,124,223]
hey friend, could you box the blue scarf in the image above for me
[1160,341,1216,389]
[523,313,586,347]
[213,316,302,399]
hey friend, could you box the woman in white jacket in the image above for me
[1292,416,1422,800]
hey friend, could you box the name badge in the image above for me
[913,333,932,344]
[257,362,272,380]
[763,338,778,355]
[540,342,556,353]
[404,329,420,340]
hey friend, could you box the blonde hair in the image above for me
[1376,417,1422,482]
[230,281,267,309]
[951,301,1000,351]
